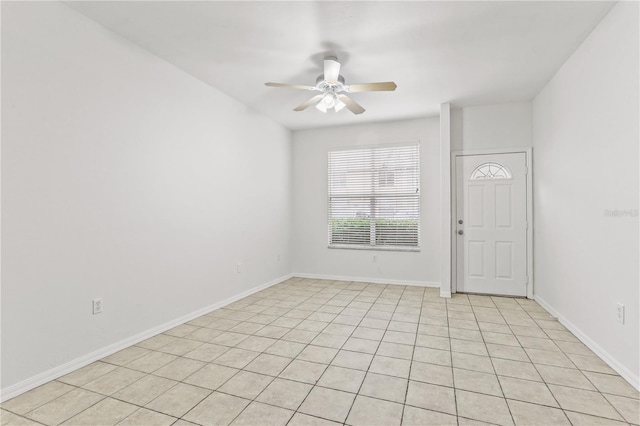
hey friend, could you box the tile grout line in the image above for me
[281,280,376,425]
[5,282,383,425]
[448,296,462,426]
[5,279,638,426]
[111,282,319,425]
[12,351,182,426]
[208,280,342,426]
[519,301,630,424]
[509,299,574,425]
[342,284,413,424]
[292,281,404,425]
[479,296,518,426]
[189,291,632,426]
[504,298,631,424]
[201,279,385,426]
[399,284,427,426]
[224,287,565,423]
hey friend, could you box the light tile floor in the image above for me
[2,278,639,426]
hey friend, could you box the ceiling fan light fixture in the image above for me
[334,97,346,112]
[315,102,328,113]
[321,93,335,109]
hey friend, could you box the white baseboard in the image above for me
[0,273,293,403]
[534,295,640,391]
[440,290,452,298]
[292,272,439,288]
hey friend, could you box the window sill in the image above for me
[328,245,420,253]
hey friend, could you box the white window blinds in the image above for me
[328,144,420,249]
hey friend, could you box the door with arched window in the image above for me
[455,153,528,296]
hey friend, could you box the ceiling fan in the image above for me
[265,57,397,115]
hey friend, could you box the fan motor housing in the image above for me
[316,74,345,85]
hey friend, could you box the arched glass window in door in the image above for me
[470,162,512,180]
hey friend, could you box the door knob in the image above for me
[458,230,464,235]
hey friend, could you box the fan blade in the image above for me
[345,82,397,92]
[293,94,324,111]
[338,95,365,115]
[265,82,317,91]
[323,58,341,83]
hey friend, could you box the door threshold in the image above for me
[454,291,528,299]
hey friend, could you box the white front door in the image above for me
[456,153,528,296]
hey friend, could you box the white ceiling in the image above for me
[67,1,613,130]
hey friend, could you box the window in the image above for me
[470,162,511,180]
[328,144,420,250]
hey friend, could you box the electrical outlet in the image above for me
[93,298,103,315]
[372,255,377,262]
[236,262,241,273]
[616,303,625,324]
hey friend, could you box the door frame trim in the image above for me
[450,147,533,299]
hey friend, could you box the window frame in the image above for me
[327,142,421,252]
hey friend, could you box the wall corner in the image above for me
[440,103,452,298]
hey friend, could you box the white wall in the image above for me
[292,118,441,286]
[451,102,532,151]
[1,2,292,390]
[532,1,639,387]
